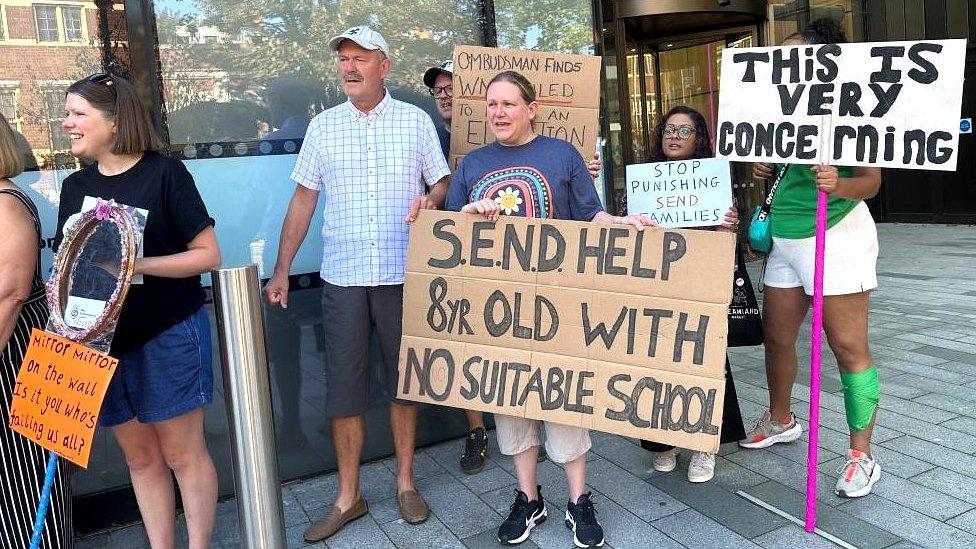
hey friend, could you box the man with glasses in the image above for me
[266,25,450,543]
[424,60,454,161]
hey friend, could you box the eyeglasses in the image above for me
[663,124,695,139]
[87,73,114,86]
[428,85,452,97]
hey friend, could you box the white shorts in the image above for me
[494,415,591,464]
[763,201,878,296]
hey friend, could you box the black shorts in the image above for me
[321,282,412,418]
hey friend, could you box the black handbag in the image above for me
[728,246,764,347]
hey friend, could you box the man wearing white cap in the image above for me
[265,25,450,542]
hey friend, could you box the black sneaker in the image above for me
[460,427,489,474]
[565,492,604,548]
[498,486,547,545]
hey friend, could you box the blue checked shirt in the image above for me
[291,91,451,287]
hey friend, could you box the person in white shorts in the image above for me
[739,18,885,501]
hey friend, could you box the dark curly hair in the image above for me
[648,105,713,162]
[786,17,848,45]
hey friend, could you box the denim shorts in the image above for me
[100,307,214,426]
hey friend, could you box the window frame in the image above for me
[62,5,84,42]
[34,4,60,43]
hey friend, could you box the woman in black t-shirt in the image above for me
[55,74,221,549]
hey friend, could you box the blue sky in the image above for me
[155,0,200,16]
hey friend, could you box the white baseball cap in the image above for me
[423,60,454,88]
[329,25,390,57]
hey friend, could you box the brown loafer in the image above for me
[303,497,368,542]
[396,489,429,524]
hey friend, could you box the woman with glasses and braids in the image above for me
[54,74,221,549]
[638,105,747,484]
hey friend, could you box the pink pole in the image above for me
[805,189,829,532]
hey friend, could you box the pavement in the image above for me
[75,223,976,549]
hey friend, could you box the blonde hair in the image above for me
[0,113,24,179]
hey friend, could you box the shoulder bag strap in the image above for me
[760,164,790,215]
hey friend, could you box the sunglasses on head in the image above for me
[87,73,114,86]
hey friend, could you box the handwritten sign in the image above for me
[397,211,735,452]
[716,40,966,170]
[626,158,733,228]
[450,45,601,169]
[8,329,118,467]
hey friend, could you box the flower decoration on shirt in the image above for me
[494,187,523,215]
[94,198,116,221]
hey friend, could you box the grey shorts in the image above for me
[321,282,412,418]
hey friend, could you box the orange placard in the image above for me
[8,329,118,467]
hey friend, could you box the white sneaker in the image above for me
[652,448,679,472]
[688,452,716,483]
[739,410,803,449]
[835,449,881,498]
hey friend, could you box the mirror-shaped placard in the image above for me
[47,202,140,344]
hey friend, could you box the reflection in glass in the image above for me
[155,0,484,147]
[64,222,122,329]
[494,0,594,54]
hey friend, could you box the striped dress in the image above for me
[0,187,72,549]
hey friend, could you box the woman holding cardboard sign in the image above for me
[54,74,221,548]
[0,114,73,548]
[739,18,884,500]
[446,70,656,548]
[637,105,747,484]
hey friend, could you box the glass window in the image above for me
[146,0,492,492]
[154,0,483,148]
[494,0,595,54]
[35,5,59,42]
[63,7,84,42]
[0,89,17,121]
[42,89,71,151]
[767,1,863,44]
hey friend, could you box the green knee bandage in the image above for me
[841,366,879,432]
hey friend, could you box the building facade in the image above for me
[2,0,973,533]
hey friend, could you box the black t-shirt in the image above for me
[437,124,450,160]
[54,151,215,357]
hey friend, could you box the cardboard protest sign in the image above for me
[716,40,966,170]
[450,45,602,168]
[398,211,735,452]
[8,329,118,467]
[626,158,733,228]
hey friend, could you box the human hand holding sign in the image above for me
[592,211,658,231]
[717,206,739,233]
[461,197,502,222]
[405,194,438,223]
[586,153,602,179]
[813,165,839,194]
[753,162,774,180]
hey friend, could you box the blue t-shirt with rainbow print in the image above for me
[446,135,602,221]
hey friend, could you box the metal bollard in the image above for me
[211,265,286,549]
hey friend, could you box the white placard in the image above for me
[626,158,732,228]
[64,296,105,329]
[716,40,967,171]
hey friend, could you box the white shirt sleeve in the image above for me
[290,120,325,191]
